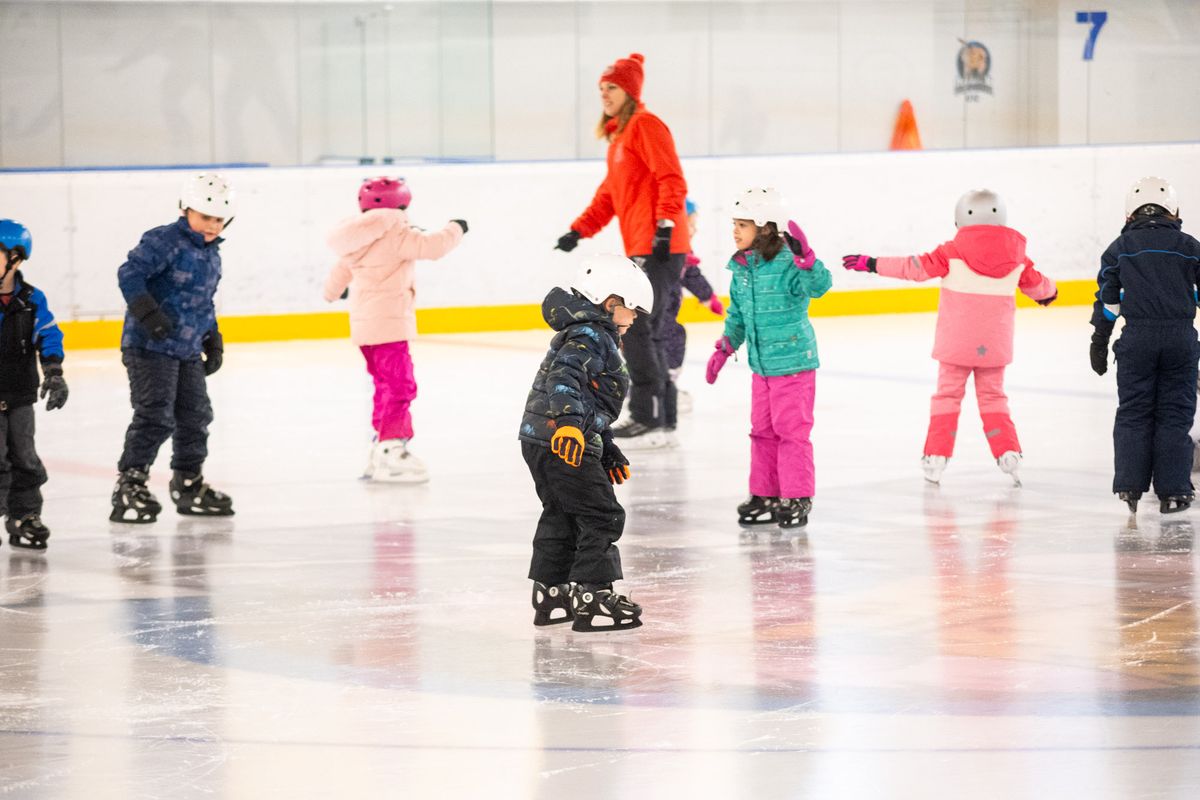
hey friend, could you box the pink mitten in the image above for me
[685,251,701,268]
[842,254,876,272]
[707,294,725,316]
[706,337,734,384]
[785,220,815,270]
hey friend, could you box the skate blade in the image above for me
[533,610,574,626]
[177,506,235,517]
[779,516,809,530]
[370,473,430,485]
[570,616,643,633]
[109,508,158,524]
[738,515,778,527]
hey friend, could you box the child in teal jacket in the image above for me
[706,188,832,529]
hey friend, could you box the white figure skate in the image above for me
[371,439,429,484]
[922,455,948,484]
[997,451,1022,487]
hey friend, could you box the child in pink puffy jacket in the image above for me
[842,189,1057,486]
[324,177,467,483]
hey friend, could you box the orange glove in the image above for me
[550,426,585,467]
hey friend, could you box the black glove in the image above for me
[1090,331,1110,376]
[339,288,349,300]
[651,222,674,260]
[202,329,224,376]
[129,294,173,340]
[1036,291,1058,307]
[555,230,581,252]
[39,361,68,411]
[451,219,468,234]
[601,437,631,485]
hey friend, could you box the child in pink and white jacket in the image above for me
[324,177,467,483]
[842,189,1057,486]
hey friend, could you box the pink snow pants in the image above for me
[924,362,1020,458]
[361,341,417,441]
[749,370,816,499]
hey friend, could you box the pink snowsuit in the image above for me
[875,225,1056,458]
[324,209,464,440]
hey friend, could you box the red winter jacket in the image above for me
[572,108,690,257]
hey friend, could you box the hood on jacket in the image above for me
[1122,215,1183,234]
[952,224,1027,277]
[326,208,410,257]
[542,287,617,334]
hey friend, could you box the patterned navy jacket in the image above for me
[519,288,630,458]
[118,217,222,358]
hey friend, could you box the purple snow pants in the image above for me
[361,341,417,441]
[749,370,816,499]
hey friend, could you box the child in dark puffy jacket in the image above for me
[706,188,831,530]
[0,220,67,550]
[519,255,653,632]
[1090,177,1200,515]
[662,197,724,423]
[111,173,236,524]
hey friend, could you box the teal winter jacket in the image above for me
[722,247,832,376]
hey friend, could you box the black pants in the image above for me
[0,404,47,518]
[118,349,213,474]
[624,253,684,428]
[1113,324,1199,496]
[522,441,624,586]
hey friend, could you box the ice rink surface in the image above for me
[3,307,1199,799]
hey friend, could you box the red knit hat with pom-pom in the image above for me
[600,53,645,100]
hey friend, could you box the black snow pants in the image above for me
[1112,323,1199,496]
[118,349,213,474]
[623,254,684,429]
[522,441,625,586]
[0,404,47,518]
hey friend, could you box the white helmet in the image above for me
[572,254,654,314]
[954,189,1006,228]
[731,187,787,227]
[1126,176,1178,217]
[180,173,237,219]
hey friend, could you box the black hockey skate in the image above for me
[570,584,642,632]
[738,495,779,526]
[532,581,574,626]
[1160,493,1194,514]
[6,513,50,550]
[777,497,813,529]
[1117,491,1142,514]
[110,467,162,524]
[170,471,234,517]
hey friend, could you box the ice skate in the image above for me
[370,439,429,484]
[610,419,672,450]
[570,584,642,632]
[6,513,50,550]
[737,495,779,526]
[997,451,1022,487]
[676,389,694,415]
[110,467,162,524]
[922,455,948,484]
[531,581,574,626]
[1160,493,1194,514]
[170,471,235,516]
[777,497,812,529]
[1118,491,1141,514]
[361,436,380,479]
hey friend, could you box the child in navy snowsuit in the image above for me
[519,255,653,632]
[1090,177,1200,514]
[0,220,67,550]
[111,173,237,524]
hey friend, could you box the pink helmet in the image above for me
[358,177,412,212]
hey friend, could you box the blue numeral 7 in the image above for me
[1076,11,1108,61]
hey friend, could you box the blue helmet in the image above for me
[685,197,697,216]
[0,219,32,260]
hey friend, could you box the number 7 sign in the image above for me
[1076,11,1108,61]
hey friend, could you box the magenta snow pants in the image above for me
[749,370,816,499]
[361,341,417,441]
[924,362,1020,458]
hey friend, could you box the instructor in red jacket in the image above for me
[554,53,690,449]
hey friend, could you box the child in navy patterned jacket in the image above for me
[111,173,237,524]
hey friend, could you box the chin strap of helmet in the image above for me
[1,249,19,285]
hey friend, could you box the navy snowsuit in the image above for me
[1091,216,1200,496]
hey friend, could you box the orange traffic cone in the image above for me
[890,99,923,150]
